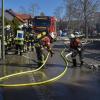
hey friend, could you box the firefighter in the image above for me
[35,32,54,67]
[69,33,83,67]
[28,24,32,33]
[22,23,28,33]
[27,24,34,51]
[5,25,13,54]
[28,33,34,51]
[41,32,54,56]
[15,25,24,55]
[24,34,29,52]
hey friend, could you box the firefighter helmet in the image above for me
[37,32,46,39]
[18,25,23,29]
[6,25,11,29]
[42,32,46,36]
[70,33,75,38]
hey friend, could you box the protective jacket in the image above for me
[15,30,24,45]
[70,38,82,51]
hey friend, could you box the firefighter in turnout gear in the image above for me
[35,32,54,67]
[24,34,29,52]
[28,33,34,51]
[69,33,83,67]
[5,25,13,54]
[15,25,24,55]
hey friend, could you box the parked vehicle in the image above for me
[74,31,85,38]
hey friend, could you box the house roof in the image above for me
[5,9,16,17]
[16,13,31,23]
[5,9,31,23]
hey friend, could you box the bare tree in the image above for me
[40,12,45,16]
[73,0,100,38]
[18,3,40,17]
[28,3,40,17]
[63,0,100,37]
[63,0,77,30]
[53,6,63,20]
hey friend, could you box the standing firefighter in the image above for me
[35,32,54,67]
[28,33,34,51]
[15,25,24,55]
[69,33,83,67]
[5,25,13,53]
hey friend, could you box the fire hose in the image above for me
[0,48,71,87]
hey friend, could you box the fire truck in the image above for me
[30,16,57,38]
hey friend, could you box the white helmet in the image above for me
[18,25,23,29]
[6,25,11,29]
[23,23,28,27]
[70,33,75,38]
[50,32,55,39]
[29,24,32,27]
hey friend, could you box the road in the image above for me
[0,40,100,100]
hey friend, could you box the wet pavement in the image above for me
[0,40,100,100]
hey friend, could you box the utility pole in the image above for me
[2,0,5,60]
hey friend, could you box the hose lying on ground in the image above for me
[0,48,71,87]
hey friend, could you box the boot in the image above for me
[73,59,77,67]
[20,52,22,56]
[80,61,83,66]
[31,48,34,51]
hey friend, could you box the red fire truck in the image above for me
[31,16,57,37]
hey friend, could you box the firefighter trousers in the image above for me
[15,44,23,55]
[35,46,44,67]
[71,50,83,66]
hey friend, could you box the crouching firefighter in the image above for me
[34,32,54,67]
[69,33,83,67]
[15,25,24,55]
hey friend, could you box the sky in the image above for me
[0,0,63,16]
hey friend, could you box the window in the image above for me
[33,19,50,27]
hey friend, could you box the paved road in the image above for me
[0,40,100,100]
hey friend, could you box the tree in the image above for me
[18,3,40,17]
[53,6,63,20]
[63,0,77,29]
[40,12,45,16]
[11,17,20,35]
[73,0,100,38]
[53,6,64,30]
[62,0,100,38]
[4,17,11,25]
[28,3,39,17]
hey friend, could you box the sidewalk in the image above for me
[0,52,37,77]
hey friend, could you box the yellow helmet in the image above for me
[37,32,46,39]
[42,32,46,36]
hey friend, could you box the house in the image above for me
[0,9,31,24]
[16,13,31,23]
[94,12,100,24]
[5,9,31,23]
[5,9,15,21]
